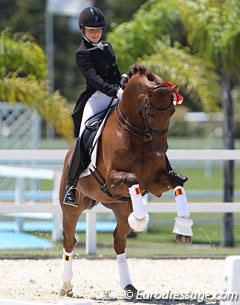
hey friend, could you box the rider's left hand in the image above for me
[120,73,129,89]
[116,88,124,100]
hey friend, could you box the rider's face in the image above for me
[83,27,103,44]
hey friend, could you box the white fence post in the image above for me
[15,177,25,232]
[52,171,62,241]
[52,205,62,242]
[221,256,240,305]
[86,210,97,255]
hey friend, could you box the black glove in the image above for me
[120,73,129,88]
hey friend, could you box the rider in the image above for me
[63,7,187,207]
[63,6,122,207]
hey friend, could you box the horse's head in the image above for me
[119,65,182,156]
[142,84,177,129]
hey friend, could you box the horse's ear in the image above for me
[168,85,178,93]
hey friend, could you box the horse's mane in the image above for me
[127,64,162,85]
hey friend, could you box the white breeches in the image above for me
[79,90,118,137]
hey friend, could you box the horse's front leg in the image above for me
[108,170,149,232]
[173,186,193,244]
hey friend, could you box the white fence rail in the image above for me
[0,149,240,161]
[0,149,240,254]
[0,165,62,240]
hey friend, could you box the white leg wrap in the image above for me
[173,217,193,236]
[174,186,190,217]
[61,249,73,283]
[117,253,132,289]
[129,184,147,219]
[173,186,193,236]
[128,184,149,232]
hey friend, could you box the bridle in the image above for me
[91,83,175,199]
[116,84,175,143]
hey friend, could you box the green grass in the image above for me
[169,167,239,192]
[168,137,240,149]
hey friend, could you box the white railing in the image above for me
[0,149,240,161]
[0,149,240,254]
[0,165,62,241]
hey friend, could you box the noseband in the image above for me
[116,84,175,142]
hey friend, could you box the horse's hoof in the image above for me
[176,234,192,245]
[124,284,138,300]
[60,282,73,296]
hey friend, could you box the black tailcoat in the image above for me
[72,38,121,137]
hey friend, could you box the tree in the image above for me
[0,0,82,104]
[0,0,147,105]
[108,0,220,111]
[108,0,240,246]
[176,0,240,246]
[0,29,73,143]
[0,0,152,140]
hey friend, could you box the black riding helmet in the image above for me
[78,7,105,29]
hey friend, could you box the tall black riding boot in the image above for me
[165,154,188,186]
[63,137,84,207]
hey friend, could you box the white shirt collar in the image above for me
[84,37,105,50]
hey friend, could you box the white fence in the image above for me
[0,165,62,240]
[1,149,240,161]
[0,149,240,254]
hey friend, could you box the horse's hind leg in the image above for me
[60,190,90,296]
[60,203,84,296]
[59,148,81,296]
[108,202,138,298]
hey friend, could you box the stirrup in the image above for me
[63,186,79,207]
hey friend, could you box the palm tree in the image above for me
[0,29,73,143]
[175,0,240,246]
[108,0,220,111]
[109,0,240,246]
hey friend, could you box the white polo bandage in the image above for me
[128,184,147,220]
[174,186,190,218]
[61,249,73,282]
[117,253,132,289]
[173,217,193,236]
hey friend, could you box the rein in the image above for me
[116,85,174,143]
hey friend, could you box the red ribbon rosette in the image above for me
[164,81,183,105]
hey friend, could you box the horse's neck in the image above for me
[119,93,144,128]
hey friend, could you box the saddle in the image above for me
[79,104,115,173]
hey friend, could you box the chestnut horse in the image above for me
[59,65,192,297]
